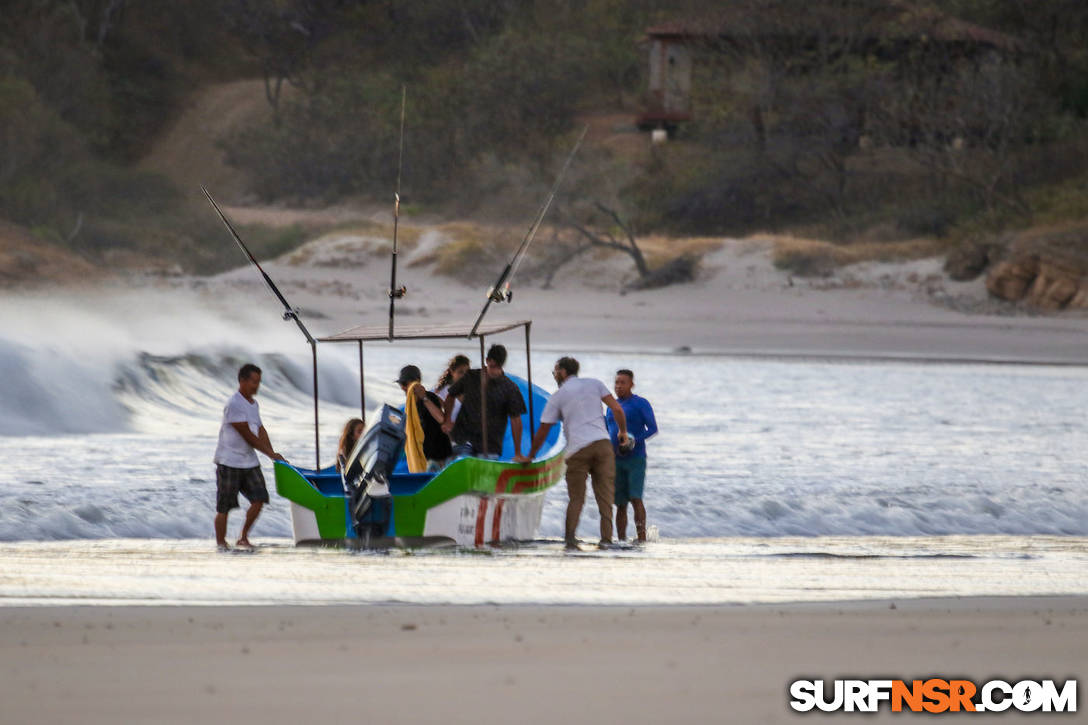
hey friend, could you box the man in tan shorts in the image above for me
[517,356,628,550]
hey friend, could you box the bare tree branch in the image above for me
[592,201,650,276]
[555,205,651,279]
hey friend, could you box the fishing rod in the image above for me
[469,125,588,338]
[201,185,315,346]
[201,184,321,469]
[387,86,407,341]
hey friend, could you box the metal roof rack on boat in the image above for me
[319,319,538,457]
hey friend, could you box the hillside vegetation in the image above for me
[1,0,1087,282]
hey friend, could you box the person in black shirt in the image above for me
[441,344,526,458]
[397,365,454,470]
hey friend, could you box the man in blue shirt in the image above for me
[605,368,658,542]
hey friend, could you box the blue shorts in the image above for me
[614,457,646,506]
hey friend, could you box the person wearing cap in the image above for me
[606,368,658,542]
[516,356,629,550]
[441,344,526,459]
[397,364,452,472]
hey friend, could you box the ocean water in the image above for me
[1,295,1086,604]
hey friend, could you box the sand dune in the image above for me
[191,227,1088,364]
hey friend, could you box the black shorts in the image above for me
[215,464,270,513]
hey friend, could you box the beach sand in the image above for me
[1,598,1083,724]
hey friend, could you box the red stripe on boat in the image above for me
[494,457,564,494]
[490,499,505,544]
[474,498,489,547]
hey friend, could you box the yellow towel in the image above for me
[404,381,427,473]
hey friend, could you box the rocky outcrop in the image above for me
[985,255,1039,301]
[1026,258,1083,309]
[944,240,1001,281]
[983,226,1088,310]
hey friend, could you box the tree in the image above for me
[871,50,1044,218]
[219,0,355,117]
[536,202,649,288]
[689,0,895,220]
[947,0,1088,116]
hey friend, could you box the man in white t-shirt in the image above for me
[213,363,286,550]
[517,356,628,550]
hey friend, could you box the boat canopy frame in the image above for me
[310,319,537,470]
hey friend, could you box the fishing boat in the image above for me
[201,96,586,548]
[199,197,568,547]
[271,321,566,548]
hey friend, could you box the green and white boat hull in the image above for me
[274,450,565,547]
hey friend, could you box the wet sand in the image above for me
[1,597,1083,724]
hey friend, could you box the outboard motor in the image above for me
[341,404,406,539]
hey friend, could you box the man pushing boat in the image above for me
[517,356,629,550]
[212,363,286,550]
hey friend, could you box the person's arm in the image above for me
[414,387,445,424]
[232,423,286,461]
[602,394,628,446]
[641,399,658,440]
[605,407,618,445]
[423,397,444,424]
[509,415,522,457]
[506,385,527,457]
[441,393,460,433]
[517,395,559,463]
[515,422,553,463]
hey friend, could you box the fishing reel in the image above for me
[282,307,301,322]
[486,285,513,304]
[389,285,407,299]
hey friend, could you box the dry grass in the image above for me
[416,221,519,284]
[0,220,106,287]
[402,221,714,286]
[634,235,723,269]
[768,234,946,276]
[272,214,959,289]
[1009,220,1088,247]
[1006,221,1088,271]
